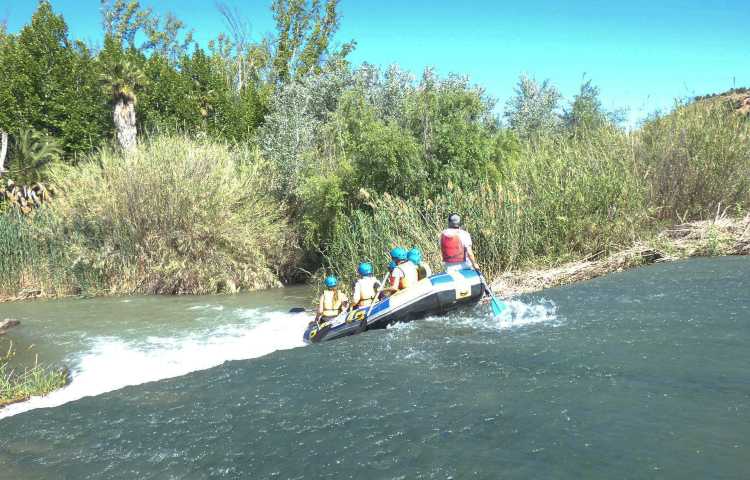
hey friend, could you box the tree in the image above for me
[99,38,147,151]
[101,0,194,62]
[6,128,62,184]
[562,78,624,135]
[270,0,354,84]
[504,74,561,141]
[0,1,110,159]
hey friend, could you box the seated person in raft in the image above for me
[380,247,419,297]
[315,276,349,324]
[407,247,431,280]
[351,262,381,309]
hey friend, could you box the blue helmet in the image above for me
[324,276,337,288]
[390,246,408,261]
[358,262,373,276]
[388,260,397,271]
[407,247,422,265]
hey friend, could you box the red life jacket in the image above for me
[441,230,465,263]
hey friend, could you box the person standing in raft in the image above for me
[351,262,381,308]
[382,247,419,297]
[316,276,348,324]
[440,213,479,271]
[408,247,431,280]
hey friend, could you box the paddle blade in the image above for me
[490,297,506,317]
[288,307,308,313]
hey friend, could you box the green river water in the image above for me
[0,257,748,479]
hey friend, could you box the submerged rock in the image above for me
[0,318,20,336]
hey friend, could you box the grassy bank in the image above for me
[0,341,69,408]
[1,136,296,299]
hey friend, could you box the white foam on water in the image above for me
[434,298,559,332]
[0,309,311,419]
[495,298,559,330]
[187,304,225,311]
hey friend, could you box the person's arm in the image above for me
[315,295,324,322]
[383,271,400,293]
[340,293,349,312]
[351,282,361,307]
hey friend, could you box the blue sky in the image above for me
[3,0,749,125]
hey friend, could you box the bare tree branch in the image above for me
[215,1,251,91]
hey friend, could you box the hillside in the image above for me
[693,87,750,115]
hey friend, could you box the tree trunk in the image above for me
[114,99,137,152]
[0,129,7,177]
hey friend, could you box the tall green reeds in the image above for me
[322,126,648,285]
[0,210,72,297]
[320,102,750,286]
[638,100,750,220]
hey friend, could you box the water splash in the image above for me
[433,298,559,332]
[496,298,559,330]
[0,309,310,419]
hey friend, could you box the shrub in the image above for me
[45,135,294,295]
[321,126,649,287]
[637,100,750,220]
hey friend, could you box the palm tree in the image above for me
[100,57,147,152]
[8,129,62,184]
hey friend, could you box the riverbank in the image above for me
[492,214,750,297]
[2,214,749,304]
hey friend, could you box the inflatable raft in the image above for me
[303,268,483,343]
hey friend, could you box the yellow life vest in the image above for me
[394,261,419,289]
[321,289,345,317]
[354,277,379,307]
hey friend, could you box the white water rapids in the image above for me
[1,298,557,420]
[0,308,311,419]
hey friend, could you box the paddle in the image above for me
[288,307,311,314]
[364,271,391,320]
[476,269,506,317]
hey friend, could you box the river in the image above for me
[0,257,748,479]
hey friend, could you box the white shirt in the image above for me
[390,261,419,288]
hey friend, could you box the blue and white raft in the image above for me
[303,268,484,343]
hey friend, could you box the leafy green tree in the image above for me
[270,0,354,84]
[504,74,562,141]
[405,70,500,191]
[101,0,193,62]
[562,78,625,135]
[0,1,110,160]
[137,52,193,134]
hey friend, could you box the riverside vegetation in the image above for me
[0,339,69,408]
[0,1,748,296]
[0,1,749,403]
